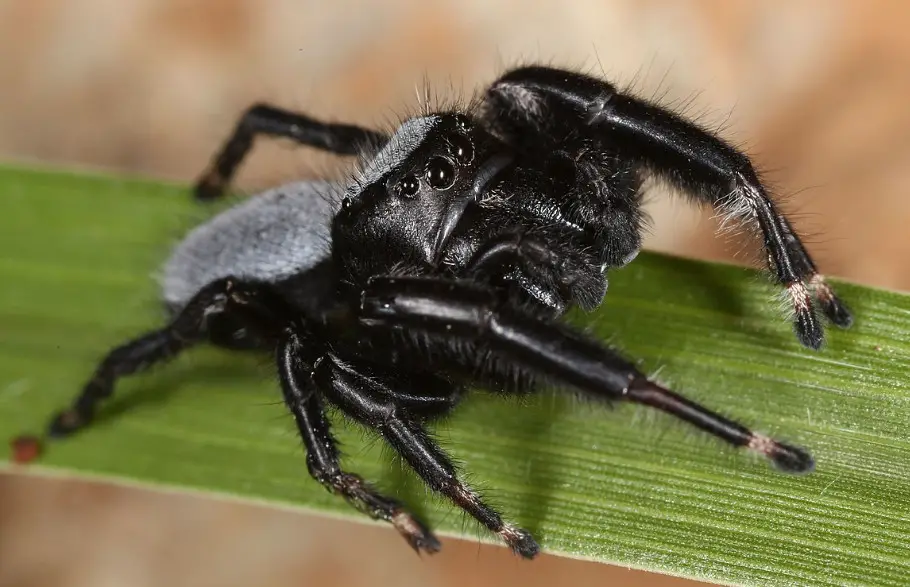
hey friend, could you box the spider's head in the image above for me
[334,112,507,279]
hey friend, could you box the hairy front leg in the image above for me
[483,65,852,348]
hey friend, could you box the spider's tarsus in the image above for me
[392,511,442,555]
[770,443,815,474]
[194,171,225,202]
[401,532,442,556]
[825,301,853,329]
[818,293,854,329]
[771,444,815,473]
[47,408,87,438]
[794,306,824,350]
[747,433,815,474]
[500,524,540,559]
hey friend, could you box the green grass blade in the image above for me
[1,164,908,586]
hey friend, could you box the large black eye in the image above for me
[447,134,474,164]
[425,156,456,190]
[395,174,420,198]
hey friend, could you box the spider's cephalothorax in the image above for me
[27,66,852,558]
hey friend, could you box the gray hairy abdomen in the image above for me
[161,180,340,309]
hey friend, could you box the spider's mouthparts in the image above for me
[432,154,514,262]
[471,153,513,200]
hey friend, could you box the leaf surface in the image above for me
[1,165,908,586]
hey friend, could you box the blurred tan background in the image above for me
[1,1,908,585]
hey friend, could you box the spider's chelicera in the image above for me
[25,66,852,558]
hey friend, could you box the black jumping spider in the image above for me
[22,65,852,558]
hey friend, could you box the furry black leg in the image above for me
[361,275,814,473]
[195,103,387,201]
[484,65,852,348]
[277,333,442,554]
[311,351,540,558]
[47,277,272,437]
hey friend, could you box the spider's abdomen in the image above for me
[161,181,341,309]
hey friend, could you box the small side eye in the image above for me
[341,197,353,210]
[447,135,474,164]
[426,157,456,190]
[395,174,420,198]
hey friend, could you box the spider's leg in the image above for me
[361,275,815,474]
[45,277,273,438]
[312,351,540,558]
[196,104,388,201]
[484,66,852,348]
[277,334,441,555]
